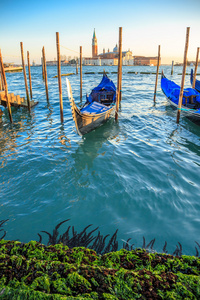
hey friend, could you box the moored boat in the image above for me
[66,74,116,135]
[161,72,200,123]
[190,69,200,93]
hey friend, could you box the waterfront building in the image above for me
[134,56,161,66]
[83,30,160,66]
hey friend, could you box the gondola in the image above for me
[161,72,200,123]
[190,69,200,93]
[66,74,116,135]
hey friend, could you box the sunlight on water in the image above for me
[0,65,200,255]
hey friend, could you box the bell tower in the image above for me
[92,29,98,58]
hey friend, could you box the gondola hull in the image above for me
[163,95,200,124]
[161,73,200,124]
[66,74,116,135]
[71,100,115,135]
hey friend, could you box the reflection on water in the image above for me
[72,119,120,171]
[0,65,200,256]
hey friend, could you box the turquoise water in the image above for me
[0,65,200,255]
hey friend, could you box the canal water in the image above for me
[0,65,200,256]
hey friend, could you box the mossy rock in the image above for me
[1,240,200,299]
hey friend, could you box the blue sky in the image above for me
[1,0,200,64]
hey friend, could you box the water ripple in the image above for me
[0,65,200,255]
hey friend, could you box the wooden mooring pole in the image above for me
[0,58,5,91]
[115,27,122,121]
[192,47,199,89]
[76,59,78,75]
[42,46,49,101]
[176,27,190,124]
[80,46,82,101]
[56,32,63,123]
[153,45,161,103]
[0,63,2,90]
[27,51,33,99]
[0,49,13,123]
[20,42,31,112]
[171,60,174,75]
[42,57,45,80]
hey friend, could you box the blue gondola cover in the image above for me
[161,76,200,105]
[190,69,200,93]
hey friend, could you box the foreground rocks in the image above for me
[0,239,200,299]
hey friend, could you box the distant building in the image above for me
[83,30,161,66]
[92,29,98,58]
[187,60,200,66]
[83,31,134,66]
[46,60,69,66]
[134,56,160,66]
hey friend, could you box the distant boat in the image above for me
[190,69,200,93]
[66,73,116,135]
[161,72,200,123]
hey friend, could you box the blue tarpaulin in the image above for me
[92,74,116,93]
[81,74,116,114]
[191,69,200,93]
[81,101,111,114]
[161,76,200,105]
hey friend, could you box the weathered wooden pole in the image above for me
[119,52,123,103]
[0,64,2,90]
[80,46,82,101]
[56,32,63,123]
[0,58,5,91]
[76,59,78,75]
[42,46,49,101]
[153,45,161,103]
[42,57,45,80]
[0,49,13,123]
[171,60,174,75]
[176,27,190,124]
[27,51,33,99]
[115,27,122,121]
[20,42,31,112]
[192,47,199,89]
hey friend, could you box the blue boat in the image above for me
[161,72,200,123]
[66,74,116,135]
[190,69,200,93]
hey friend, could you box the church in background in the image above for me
[83,29,159,66]
[83,29,134,66]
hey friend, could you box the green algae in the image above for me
[1,240,200,299]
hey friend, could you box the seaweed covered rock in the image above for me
[0,240,200,299]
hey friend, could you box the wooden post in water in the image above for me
[56,32,63,123]
[20,42,31,112]
[192,47,199,89]
[80,46,82,101]
[76,59,78,75]
[42,57,45,80]
[42,46,49,101]
[0,63,2,90]
[115,27,122,121]
[0,58,5,91]
[0,49,13,123]
[171,60,174,75]
[176,27,190,124]
[153,45,161,103]
[27,51,33,99]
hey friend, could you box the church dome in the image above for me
[113,44,118,53]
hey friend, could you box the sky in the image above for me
[1,0,200,65]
